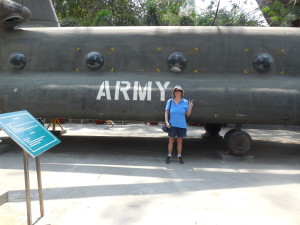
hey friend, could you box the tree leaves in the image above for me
[260,0,300,26]
[51,0,264,27]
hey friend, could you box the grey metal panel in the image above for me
[1,25,300,125]
[1,27,300,74]
[0,72,298,125]
[14,0,59,27]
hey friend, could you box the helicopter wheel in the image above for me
[226,130,252,155]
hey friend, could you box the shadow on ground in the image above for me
[1,135,300,203]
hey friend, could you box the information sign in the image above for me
[0,110,60,158]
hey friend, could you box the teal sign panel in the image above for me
[0,110,60,158]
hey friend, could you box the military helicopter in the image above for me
[1,0,300,155]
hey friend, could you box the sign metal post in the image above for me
[23,150,32,225]
[0,110,60,225]
[35,155,44,217]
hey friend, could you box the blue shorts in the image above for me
[168,127,187,138]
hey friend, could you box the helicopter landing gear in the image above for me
[203,123,222,137]
[224,126,252,155]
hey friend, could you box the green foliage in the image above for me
[60,17,81,27]
[92,10,114,26]
[142,0,187,25]
[261,0,300,26]
[52,0,140,26]
[197,1,264,26]
[51,0,263,27]
[144,3,160,25]
[180,15,195,26]
[52,0,102,26]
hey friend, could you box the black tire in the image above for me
[224,129,236,142]
[228,131,252,155]
[204,124,222,136]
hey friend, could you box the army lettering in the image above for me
[96,81,170,101]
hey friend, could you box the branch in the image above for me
[211,0,221,26]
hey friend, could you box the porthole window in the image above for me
[167,52,187,73]
[253,53,274,73]
[9,52,26,70]
[86,51,104,71]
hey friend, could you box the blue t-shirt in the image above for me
[165,98,189,129]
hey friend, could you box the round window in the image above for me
[253,53,274,73]
[167,52,187,72]
[9,52,26,70]
[86,51,104,71]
